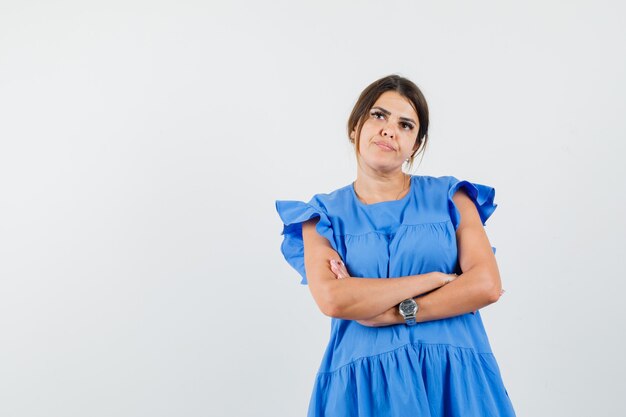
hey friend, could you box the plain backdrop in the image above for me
[1,1,625,416]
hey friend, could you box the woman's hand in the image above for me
[439,272,460,285]
[329,259,351,279]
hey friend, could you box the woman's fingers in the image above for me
[442,273,459,284]
[330,260,341,278]
[336,261,348,278]
[330,259,349,279]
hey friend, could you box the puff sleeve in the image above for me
[447,176,498,254]
[275,200,338,285]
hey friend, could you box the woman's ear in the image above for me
[349,130,355,143]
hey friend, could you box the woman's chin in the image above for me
[360,159,402,173]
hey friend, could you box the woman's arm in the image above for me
[414,188,503,321]
[301,217,454,320]
[353,188,504,326]
[347,269,501,327]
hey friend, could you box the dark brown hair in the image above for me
[347,74,430,172]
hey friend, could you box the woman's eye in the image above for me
[371,111,414,130]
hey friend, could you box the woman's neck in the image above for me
[353,171,410,204]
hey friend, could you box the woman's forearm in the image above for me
[414,266,499,322]
[325,272,445,320]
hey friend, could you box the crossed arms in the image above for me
[301,188,503,326]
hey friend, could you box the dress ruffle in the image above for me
[275,200,337,285]
[447,177,498,254]
[309,342,515,417]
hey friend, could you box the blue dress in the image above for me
[275,174,516,417]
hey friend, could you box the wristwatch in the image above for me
[398,298,418,326]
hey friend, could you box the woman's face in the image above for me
[351,91,420,173]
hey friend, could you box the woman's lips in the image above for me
[375,142,395,151]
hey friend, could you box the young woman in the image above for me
[275,74,516,416]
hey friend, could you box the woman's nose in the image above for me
[382,121,397,138]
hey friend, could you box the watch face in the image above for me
[399,299,417,315]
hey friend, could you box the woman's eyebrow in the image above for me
[371,106,416,125]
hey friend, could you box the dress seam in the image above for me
[341,220,452,238]
[316,341,493,376]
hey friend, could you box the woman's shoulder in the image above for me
[411,174,457,194]
[414,174,456,183]
[308,182,353,211]
[417,174,490,191]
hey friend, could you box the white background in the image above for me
[1,1,624,416]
